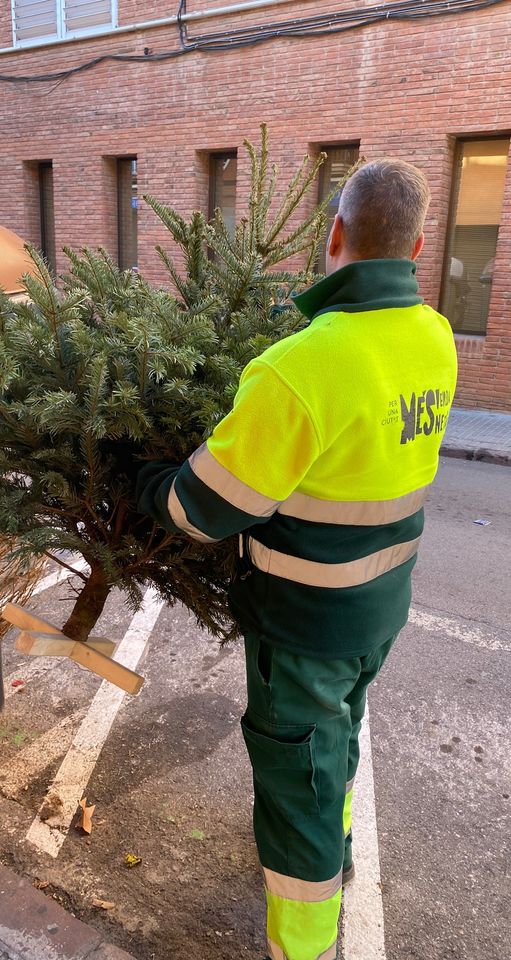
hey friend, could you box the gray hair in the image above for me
[338,159,431,259]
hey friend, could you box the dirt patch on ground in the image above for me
[0,592,267,960]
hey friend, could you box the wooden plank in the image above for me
[69,643,144,695]
[15,630,143,695]
[16,631,75,658]
[86,637,116,656]
[16,630,143,695]
[2,602,63,636]
[2,603,115,656]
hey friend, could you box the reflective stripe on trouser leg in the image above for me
[266,875,341,960]
[343,787,353,838]
[343,786,354,873]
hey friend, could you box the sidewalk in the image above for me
[441,407,511,465]
[0,863,136,960]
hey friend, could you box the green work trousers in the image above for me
[242,632,396,960]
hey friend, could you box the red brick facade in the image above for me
[1,0,510,409]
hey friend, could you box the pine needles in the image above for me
[0,125,361,643]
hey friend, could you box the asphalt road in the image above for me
[371,458,511,960]
[0,457,510,960]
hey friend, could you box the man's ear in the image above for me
[411,232,425,261]
[327,214,344,259]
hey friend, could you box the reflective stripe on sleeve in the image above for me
[345,776,355,794]
[278,486,429,525]
[167,480,220,543]
[263,866,344,903]
[248,536,421,588]
[189,443,281,518]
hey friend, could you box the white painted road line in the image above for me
[409,606,511,652]
[25,587,164,858]
[343,705,387,960]
[342,602,507,959]
[0,710,85,799]
[342,599,507,960]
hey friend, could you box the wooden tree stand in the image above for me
[1,603,144,695]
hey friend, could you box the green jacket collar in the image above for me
[292,259,423,320]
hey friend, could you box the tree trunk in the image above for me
[62,566,111,642]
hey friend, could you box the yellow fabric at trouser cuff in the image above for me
[266,887,342,960]
[343,788,353,837]
[267,939,337,960]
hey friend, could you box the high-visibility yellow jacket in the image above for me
[137,259,458,657]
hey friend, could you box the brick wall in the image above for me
[1,0,511,409]
[0,4,12,48]
[118,3,174,29]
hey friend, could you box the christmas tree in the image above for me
[0,127,358,652]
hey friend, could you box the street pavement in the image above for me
[0,864,134,960]
[0,456,510,960]
[372,457,511,960]
[442,406,511,464]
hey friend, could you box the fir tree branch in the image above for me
[0,124,346,643]
[156,245,191,305]
[26,246,62,358]
[264,153,326,250]
[43,551,88,582]
[124,532,177,571]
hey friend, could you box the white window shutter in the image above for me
[64,0,113,32]
[13,0,58,42]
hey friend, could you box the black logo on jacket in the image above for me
[399,389,451,444]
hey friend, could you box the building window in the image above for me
[209,153,237,236]
[39,162,57,273]
[13,1,115,47]
[441,138,510,335]
[117,158,138,271]
[317,144,360,273]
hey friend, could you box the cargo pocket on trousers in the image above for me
[241,713,320,818]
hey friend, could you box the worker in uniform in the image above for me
[137,159,458,960]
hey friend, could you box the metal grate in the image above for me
[13,0,113,43]
[13,0,58,42]
[64,0,112,32]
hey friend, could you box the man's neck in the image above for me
[292,259,423,320]
[326,251,361,274]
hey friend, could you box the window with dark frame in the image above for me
[317,144,360,273]
[39,161,56,273]
[209,152,237,237]
[440,138,510,336]
[117,157,138,271]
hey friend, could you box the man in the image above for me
[137,159,458,960]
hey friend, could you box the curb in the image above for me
[0,864,136,960]
[440,445,511,467]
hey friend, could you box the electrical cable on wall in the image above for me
[176,0,188,49]
[0,0,508,85]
